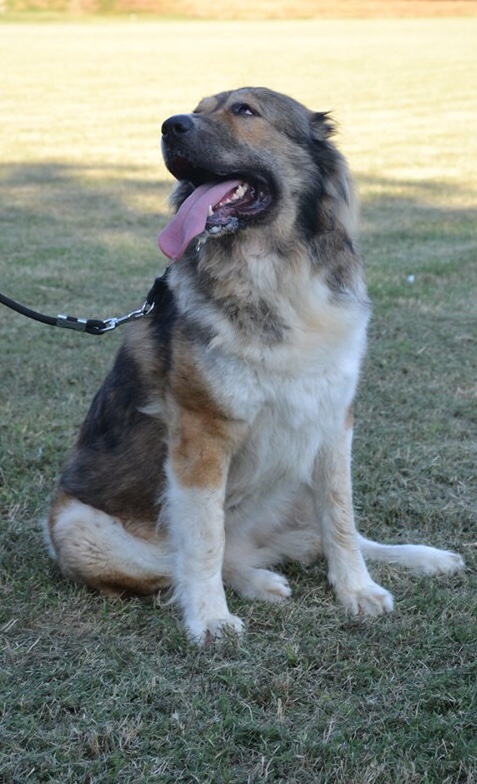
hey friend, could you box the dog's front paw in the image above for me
[337,582,394,617]
[185,613,244,646]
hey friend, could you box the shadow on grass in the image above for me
[0,160,173,312]
[0,160,171,211]
[1,160,475,266]
[1,159,476,343]
[357,174,477,251]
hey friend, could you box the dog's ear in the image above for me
[309,110,357,236]
[310,111,336,141]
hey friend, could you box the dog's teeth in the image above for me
[222,183,248,206]
[209,226,222,234]
[235,183,247,199]
[213,183,249,210]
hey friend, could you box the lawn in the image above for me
[0,15,476,784]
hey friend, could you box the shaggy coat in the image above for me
[46,87,463,643]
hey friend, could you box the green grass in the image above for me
[1,17,476,784]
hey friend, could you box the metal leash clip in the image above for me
[56,299,155,335]
[98,299,156,333]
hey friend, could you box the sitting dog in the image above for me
[45,87,464,643]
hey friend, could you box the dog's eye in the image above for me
[231,103,259,118]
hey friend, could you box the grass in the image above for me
[1,16,476,784]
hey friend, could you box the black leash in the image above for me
[0,273,167,336]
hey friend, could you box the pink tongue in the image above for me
[158,180,241,261]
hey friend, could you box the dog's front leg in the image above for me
[166,407,243,644]
[312,421,394,616]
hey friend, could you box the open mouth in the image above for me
[158,155,275,261]
[205,180,272,231]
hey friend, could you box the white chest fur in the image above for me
[203,296,369,508]
[224,356,355,505]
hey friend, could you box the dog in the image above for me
[45,87,464,643]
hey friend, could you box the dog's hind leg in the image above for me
[357,534,465,575]
[222,521,319,603]
[45,496,172,595]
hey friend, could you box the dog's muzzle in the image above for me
[159,112,275,261]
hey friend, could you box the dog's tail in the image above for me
[358,534,464,575]
[45,495,172,595]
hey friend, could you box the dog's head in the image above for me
[159,87,354,261]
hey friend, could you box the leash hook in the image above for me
[97,299,156,333]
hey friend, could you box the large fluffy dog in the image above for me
[46,87,464,643]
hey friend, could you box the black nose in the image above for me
[162,114,194,137]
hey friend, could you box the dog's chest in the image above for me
[248,373,344,479]
[215,334,361,500]
[173,264,367,489]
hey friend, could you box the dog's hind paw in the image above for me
[253,569,292,602]
[244,569,292,602]
[225,567,292,602]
